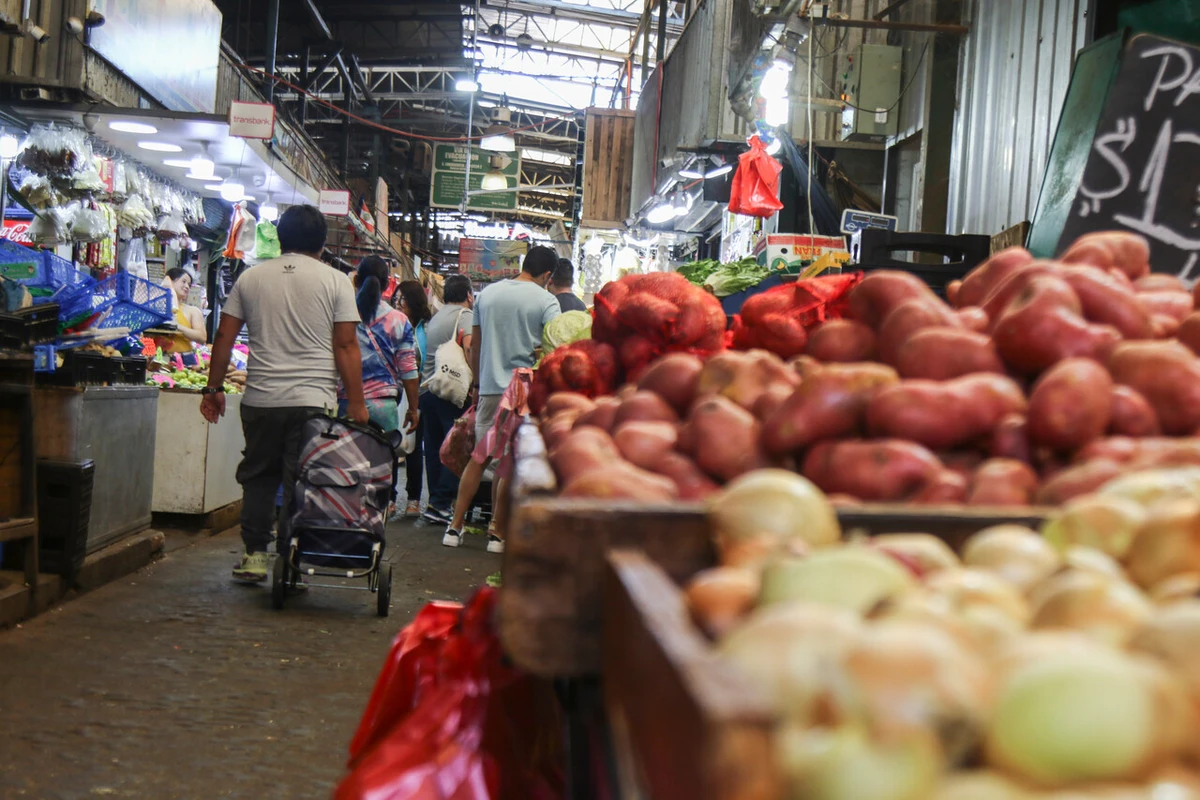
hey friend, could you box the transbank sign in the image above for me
[228,101,276,140]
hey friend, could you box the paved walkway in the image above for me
[0,520,498,799]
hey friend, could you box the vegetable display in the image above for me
[538,230,1200,507]
[702,257,771,297]
[682,469,1200,799]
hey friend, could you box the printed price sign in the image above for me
[1059,35,1200,278]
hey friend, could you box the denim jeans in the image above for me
[419,391,469,512]
[236,404,322,554]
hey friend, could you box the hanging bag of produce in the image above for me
[728,135,784,218]
[254,220,281,261]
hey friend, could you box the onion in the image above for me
[707,469,841,557]
[1126,499,1200,589]
[718,601,862,723]
[1061,545,1127,580]
[719,532,810,570]
[839,621,994,765]
[931,771,1030,800]
[871,534,961,577]
[926,568,1031,625]
[1041,495,1148,560]
[683,566,759,639]
[1029,570,1152,647]
[874,591,1025,659]
[1099,467,1200,508]
[962,525,1062,593]
[1129,601,1200,724]
[1149,572,1200,605]
[985,645,1180,786]
[776,722,942,800]
[758,547,918,614]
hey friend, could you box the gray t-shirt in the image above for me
[420,303,474,391]
[223,253,359,409]
[474,278,560,395]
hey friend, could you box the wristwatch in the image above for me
[201,386,223,395]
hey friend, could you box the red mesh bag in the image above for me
[528,339,621,415]
[731,272,864,358]
[338,588,564,800]
[728,135,784,218]
[593,272,727,380]
[439,406,477,477]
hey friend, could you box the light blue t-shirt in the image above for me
[474,278,561,395]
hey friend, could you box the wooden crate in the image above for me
[502,423,1051,678]
[582,108,636,229]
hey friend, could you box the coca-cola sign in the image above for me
[0,220,33,245]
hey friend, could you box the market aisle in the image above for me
[0,520,498,799]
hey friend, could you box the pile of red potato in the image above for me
[539,231,1200,507]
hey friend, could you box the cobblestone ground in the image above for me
[0,520,498,800]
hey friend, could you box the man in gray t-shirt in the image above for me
[203,205,368,583]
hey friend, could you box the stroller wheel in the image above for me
[376,564,393,617]
[271,554,287,611]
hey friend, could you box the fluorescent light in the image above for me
[220,182,245,201]
[705,161,733,179]
[203,183,224,191]
[480,170,508,191]
[138,141,182,153]
[0,134,19,160]
[480,131,515,152]
[241,194,256,202]
[679,168,705,179]
[162,159,193,168]
[455,77,479,92]
[109,121,157,134]
[259,201,279,222]
[646,202,676,225]
[190,155,215,179]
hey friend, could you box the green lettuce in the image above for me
[543,310,593,352]
[703,257,770,297]
[677,259,720,286]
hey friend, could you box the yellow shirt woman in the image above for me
[160,268,207,354]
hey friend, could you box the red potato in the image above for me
[760,363,900,455]
[848,270,939,328]
[636,353,704,415]
[979,261,1064,323]
[681,395,769,483]
[1057,264,1154,339]
[865,374,1027,451]
[911,469,969,504]
[1108,341,1200,434]
[751,382,795,421]
[895,327,1004,380]
[1061,231,1151,280]
[1026,358,1113,451]
[877,298,961,365]
[992,275,1121,375]
[955,306,990,332]
[543,392,597,419]
[788,354,823,378]
[1108,385,1161,436]
[955,247,1035,309]
[1135,274,1188,293]
[1177,312,1200,356]
[612,390,679,427]
[616,293,679,337]
[802,439,944,502]
[653,452,719,500]
[694,350,800,413]
[1139,290,1194,322]
[967,459,1039,506]
[549,427,621,485]
[947,279,963,306]
[541,413,578,451]
[1071,437,1200,468]
[618,335,661,381]
[1074,437,1144,464]
[940,451,985,484]
[613,420,678,471]
[574,396,621,432]
[560,459,679,502]
[805,319,878,362]
[1035,458,1125,505]
[1152,314,1182,339]
[991,413,1033,464]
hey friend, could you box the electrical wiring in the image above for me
[813,38,931,116]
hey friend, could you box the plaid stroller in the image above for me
[272,414,401,616]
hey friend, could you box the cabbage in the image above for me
[703,258,771,297]
[543,310,592,352]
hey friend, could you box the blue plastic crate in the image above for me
[93,272,172,335]
[0,239,46,285]
[56,276,117,327]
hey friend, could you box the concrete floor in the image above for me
[0,519,499,799]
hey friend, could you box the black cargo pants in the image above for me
[237,405,322,555]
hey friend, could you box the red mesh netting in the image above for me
[731,272,864,358]
[528,339,621,415]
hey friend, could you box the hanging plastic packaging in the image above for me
[254,220,281,261]
[728,135,784,218]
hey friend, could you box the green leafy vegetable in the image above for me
[678,259,720,286]
[543,310,592,352]
[703,257,771,297]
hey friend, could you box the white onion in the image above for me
[873,591,1023,658]
[961,526,1062,594]
[776,722,942,800]
[707,469,841,557]
[759,547,918,614]
[1099,467,1200,508]
[1041,495,1147,560]
[1126,499,1200,590]
[1129,601,1200,758]
[926,568,1032,626]
[1030,570,1152,647]
[1149,573,1200,605]
[872,534,962,576]
[1061,546,1127,580]
[931,771,1030,800]
[684,566,759,639]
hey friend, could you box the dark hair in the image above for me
[397,280,432,326]
[444,274,473,304]
[522,246,558,278]
[552,258,575,288]
[165,267,191,283]
[276,205,327,255]
[355,256,389,322]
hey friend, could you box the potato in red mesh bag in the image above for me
[593,272,727,379]
[529,339,620,415]
[732,272,864,359]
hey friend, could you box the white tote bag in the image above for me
[422,308,473,407]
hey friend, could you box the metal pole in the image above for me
[656,0,667,64]
[461,0,482,213]
[264,0,281,102]
[299,45,311,125]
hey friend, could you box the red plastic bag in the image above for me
[440,406,477,477]
[338,588,564,800]
[731,272,863,358]
[728,135,784,218]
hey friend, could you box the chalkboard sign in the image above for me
[1058,34,1200,278]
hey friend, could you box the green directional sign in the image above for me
[430,144,521,212]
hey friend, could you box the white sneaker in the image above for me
[442,529,461,548]
[486,535,505,554]
[232,550,270,582]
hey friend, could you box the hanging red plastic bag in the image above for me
[728,135,784,218]
[440,406,477,477]
[338,588,564,800]
[731,271,863,358]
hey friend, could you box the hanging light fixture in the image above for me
[480,154,508,191]
[480,106,516,153]
[221,180,246,202]
[455,76,479,92]
[188,141,215,180]
[670,191,691,218]
[259,194,279,222]
[646,199,676,225]
[678,157,705,180]
[0,133,19,160]
[705,156,733,179]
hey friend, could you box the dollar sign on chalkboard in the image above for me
[1059,35,1200,279]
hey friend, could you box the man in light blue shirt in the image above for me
[443,246,561,553]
